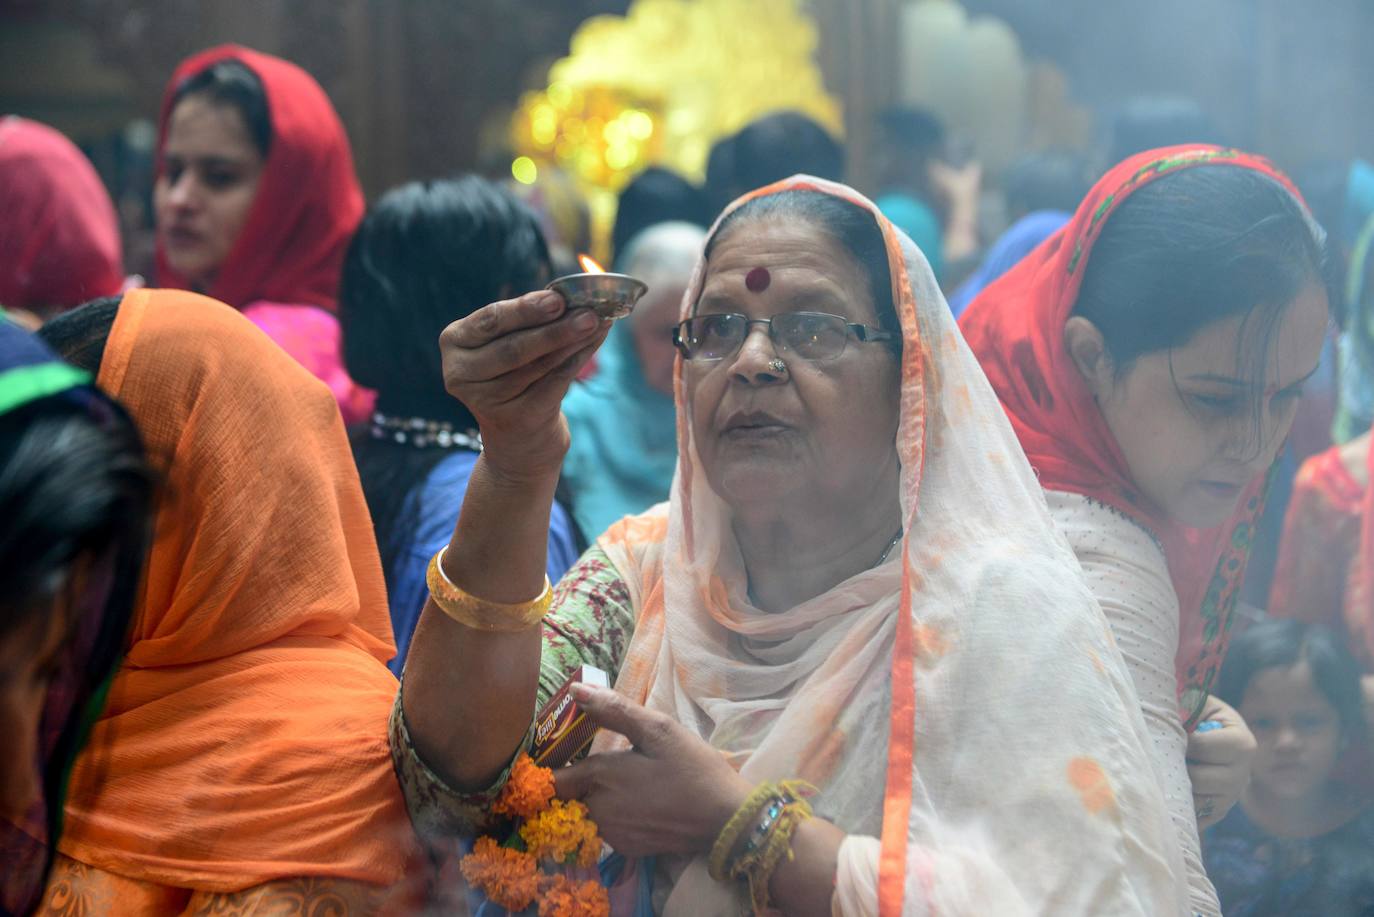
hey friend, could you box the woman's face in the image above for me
[1071,283,1328,528]
[687,218,901,514]
[155,94,265,289]
[1240,660,1344,800]
[0,600,71,820]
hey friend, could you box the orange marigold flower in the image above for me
[459,836,539,912]
[520,799,603,867]
[493,753,557,819]
[537,874,611,917]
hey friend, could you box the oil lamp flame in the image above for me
[547,255,647,320]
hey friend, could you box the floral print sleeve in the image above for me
[389,545,635,839]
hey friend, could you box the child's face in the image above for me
[1240,660,1343,799]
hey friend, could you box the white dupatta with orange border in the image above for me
[592,177,1188,915]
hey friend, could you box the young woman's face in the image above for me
[0,601,71,820]
[154,95,265,289]
[1240,660,1344,800]
[1072,282,1328,528]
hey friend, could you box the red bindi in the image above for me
[745,266,771,293]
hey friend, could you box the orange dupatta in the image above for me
[57,289,418,891]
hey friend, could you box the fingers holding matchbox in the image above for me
[532,665,610,769]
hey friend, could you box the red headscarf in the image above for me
[155,45,363,311]
[0,116,123,312]
[960,145,1307,727]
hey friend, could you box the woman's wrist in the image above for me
[477,429,569,488]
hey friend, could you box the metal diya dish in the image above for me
[546,271,648,320]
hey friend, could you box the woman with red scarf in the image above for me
[153,45,372,423]
[961,147,1331,917]
[0,117,125,325]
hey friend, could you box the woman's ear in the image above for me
[1063,316,1116,401]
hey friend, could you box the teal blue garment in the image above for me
[561,321,677,540]
[876,192,945,281]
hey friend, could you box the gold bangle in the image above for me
[426,546,552,632]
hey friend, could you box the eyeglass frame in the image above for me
[671,311,897,362]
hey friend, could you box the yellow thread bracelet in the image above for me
[731,799,812,913]
[708,779,816,900]
[709,782,781,882]
[425,546,552,632]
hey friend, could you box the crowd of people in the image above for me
[2,40,1373,917]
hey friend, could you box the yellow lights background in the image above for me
[509,0,843,258]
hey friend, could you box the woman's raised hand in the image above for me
[440,290,610,481]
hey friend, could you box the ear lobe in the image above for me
[1063,317,1114,398]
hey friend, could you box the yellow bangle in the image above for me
[425,546,552,632]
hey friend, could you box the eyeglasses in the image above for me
[672,311,896,362]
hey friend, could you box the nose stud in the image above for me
[768,358,788,375]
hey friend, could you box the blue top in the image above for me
[1203,802,1374,916]
[947,210,1070,318]
[561,321,678,541]
[875,192,945,281]
[385,448,581,674]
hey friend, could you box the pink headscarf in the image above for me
[0,116,123,313]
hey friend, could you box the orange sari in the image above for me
[40,289,419,913]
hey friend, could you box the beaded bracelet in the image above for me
[425,546,552,632]
[708,780,815,912]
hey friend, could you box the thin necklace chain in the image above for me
[876,528,904,566]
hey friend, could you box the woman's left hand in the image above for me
[554,684,752,857]
[1187,694,1256,829]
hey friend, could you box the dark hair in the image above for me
[0,393,153,910]
[341,176,551,416]
[705,112,845,214]
[339,176,566,581]
[1003,150,1091,218]
[1106,95,1221,171]
[1216,618,1367,747]
[1073,165,1331,373]
[702,189,900,356]
[877,106,946,154]
[37,296,122,374]
[171,59,271,158]
[611,167,711,267]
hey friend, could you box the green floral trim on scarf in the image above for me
[1178,462,1276,728]
[1067,148,1245,277]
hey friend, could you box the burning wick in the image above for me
[546,254,648,320]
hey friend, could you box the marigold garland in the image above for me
[520,799,602,867]
[493,751,558,818]
[460,836,540,912]
[461,754,609,916]
[536,874,611,917]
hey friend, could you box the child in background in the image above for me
[1204,619,1374,916]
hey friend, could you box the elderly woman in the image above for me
[394,177,1189,914]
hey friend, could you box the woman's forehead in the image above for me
[164,96,258,158]
[1165,284,1327,386]
[703,221,866,294]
